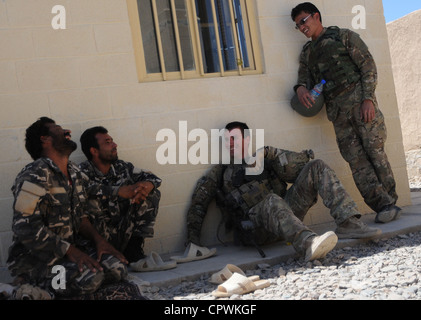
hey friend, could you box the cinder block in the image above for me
[33,25,97,58]
[67,0,129,24]
[0,2,7,28]
[16,58,80,92]
[0,61,18,94]
[48,88,112,123]
[78,54,138,87]
[142,112,197,145]
[0,94,50,129]
[6,0,59,27]
[0,131,21,164]
[94,23,133,54]
[0,29,34,60]
[109,83,171,117]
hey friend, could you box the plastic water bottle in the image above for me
[310,79,326,100]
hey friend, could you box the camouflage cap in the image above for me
[290,93,325,117]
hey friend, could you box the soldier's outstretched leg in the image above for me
[285,159,381,239]
[248,193,337,261]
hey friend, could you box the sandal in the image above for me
[212,272,270,298]
[209,264,246,284]
[170,243,216,263]
[130,252,177,272]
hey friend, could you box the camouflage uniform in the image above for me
[187,147,361,254]
[8,158,127,297]
[295,26,397,213]
[79,160,161,254]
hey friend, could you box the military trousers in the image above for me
[21,249,128,297]
[248,159,360,254]
[330,82,398,213]
[97,189,161,253]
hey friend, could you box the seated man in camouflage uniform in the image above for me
[8,117,130,298]
[79,126,161,264]
[186,121,381,262]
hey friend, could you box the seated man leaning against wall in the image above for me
[186,121,382,262]
[79,126,162,268]
[8,117,139,299]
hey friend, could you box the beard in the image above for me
[52,133,77,156]
[98,151,118,164]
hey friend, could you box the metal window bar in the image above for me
[227,0,243,74]
[238,0,253,69]
[190,0,205,76]
[151,0,167,80]
[210,0,225,76]
[170,0,185,79]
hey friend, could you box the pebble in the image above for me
[140,231,421,300]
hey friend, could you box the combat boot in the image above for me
[375,205,402,224]
[336,216,382,239]
[304,231,338,262]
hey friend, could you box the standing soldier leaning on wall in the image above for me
[291,2,401,223]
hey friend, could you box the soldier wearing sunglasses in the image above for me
[291,2,401,224]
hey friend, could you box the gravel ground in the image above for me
[140,231,421,300]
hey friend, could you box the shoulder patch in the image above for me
[14,181,46,216]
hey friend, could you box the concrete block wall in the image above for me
[0,0,411,268]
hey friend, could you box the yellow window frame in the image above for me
[127,0,263,82]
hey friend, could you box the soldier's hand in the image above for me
[297,86,315,109]
[360,100,375,123]
[95,238,128,265]
[117,184,138,199]
[65,245,103,273]
[131,181,154,204]
[304,149,315,160]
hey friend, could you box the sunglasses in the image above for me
[295,13,313,30]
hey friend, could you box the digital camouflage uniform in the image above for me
[79,160,161,255]
[187,147,361,255]
[8,158,127,297]
[295,26,398,213]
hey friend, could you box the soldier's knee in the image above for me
[150,188,161,200]
[70,269,105,295]
[310,159,326,167]
[263,193,284,205]
[101,255,128,282]
[306,159,331,171]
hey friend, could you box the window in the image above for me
[127,0,262,82]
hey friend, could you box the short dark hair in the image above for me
[80,126,108,161]
[291,2,322,23]
[225,121,250,138]
[25,117,56,160]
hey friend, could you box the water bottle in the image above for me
[310,79,326,100]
